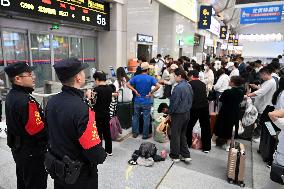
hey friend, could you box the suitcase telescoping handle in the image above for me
[231,129,235,149]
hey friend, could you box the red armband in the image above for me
[25,102,45,135]
[79,108,101,149]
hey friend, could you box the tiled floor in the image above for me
[0,133,270,189]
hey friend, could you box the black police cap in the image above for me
[54,58,89,82]
[4,62,35,78]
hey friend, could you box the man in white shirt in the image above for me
[226,62,239,78]
[246,67,277,142]
[155,54,165,76]
[255,60,263,73]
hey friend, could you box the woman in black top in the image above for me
[187,70,211,153]
[212,76,244,152]
[93,71,115,156]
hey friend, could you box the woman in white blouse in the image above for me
[159,63,179,95]
[204,62,215,94]
[214,68,230,98]
[113,67,133,102]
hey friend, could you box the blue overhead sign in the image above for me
[240,4,283,24]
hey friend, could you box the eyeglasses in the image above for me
[19,73,34,78]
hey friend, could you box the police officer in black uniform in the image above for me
[4,62,48,189]
[45,58,106,189]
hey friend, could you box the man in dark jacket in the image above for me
[46,58,106,189]
[187,70,211,153]
[169,68,193,162]
[237,57,247,77]
[4,62,48,189]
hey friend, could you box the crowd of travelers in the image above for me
[124,53,284,188]
[2,53,284,189]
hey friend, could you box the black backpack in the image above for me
[139,142,157,159]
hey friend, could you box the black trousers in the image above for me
[253,114,262,138]
[12,152,47,189]
[54,168,98,189]
[187,107,211,151]
[0,100,2,121]
[170,112,191,159]
[96,117,112,154]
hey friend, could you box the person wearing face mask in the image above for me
[204,62,215,94]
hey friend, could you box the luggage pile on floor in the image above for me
[152,98,170,143]
[128,142,165,167]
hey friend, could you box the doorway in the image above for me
[137,44,152,61]
[179,48,183,57]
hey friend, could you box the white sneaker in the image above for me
[225,145,230,152]
[211,140,216,147]
[107,153,113,156]
[171,158,181,163]
[222,144,230,152]
[253,137,261,143]
[180,156,192,163]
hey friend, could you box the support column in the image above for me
[97,2,127,72]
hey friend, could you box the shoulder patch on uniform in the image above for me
[25,102,45,135]
[79,109,101,149]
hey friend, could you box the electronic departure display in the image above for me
[236,0,283,5]
[0,0,110,30]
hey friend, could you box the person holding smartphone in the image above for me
[261,109,284,189]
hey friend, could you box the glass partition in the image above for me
[83,37,96,79]
[70,37,82,59]
[53,35,69,63]
[30,34,52,87]
[2,31,28,64]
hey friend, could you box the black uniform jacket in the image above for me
[5,84,47,156]
[46,86,106,168]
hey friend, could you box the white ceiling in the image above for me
[201,0,284,33]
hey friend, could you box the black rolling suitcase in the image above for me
[258,106,280,165]
[259,121,278,165]
[117,89,133,129]
[238,125,254,141]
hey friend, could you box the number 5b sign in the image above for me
[198,5,212,30]
[0,0,110,30]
